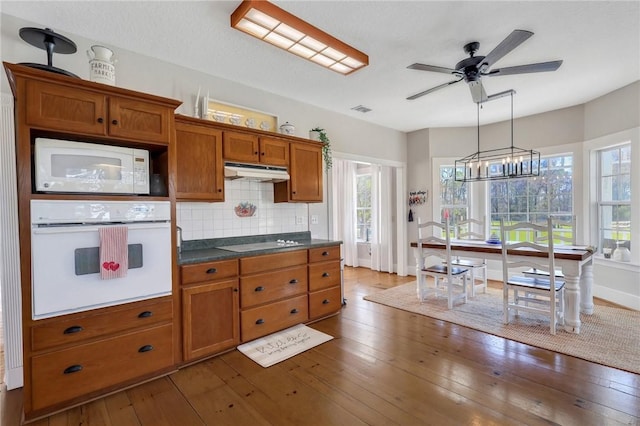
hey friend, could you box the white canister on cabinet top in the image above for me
[87,45,116,86]
[279,122,295,135]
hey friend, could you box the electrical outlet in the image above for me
[296,216,304,225]
[311,215,319,225]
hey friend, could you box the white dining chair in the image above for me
[500,218,565,335]
[450,216,487,297]
[523,215,576,279]
[417,218,469,309]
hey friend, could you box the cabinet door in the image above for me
[259,137,289,166]
[175,121,224,201]
[108,97,173,144]
[182,279,240,361]
[223,131,259,163]
[25,80,107,135]
[275,142,323,202]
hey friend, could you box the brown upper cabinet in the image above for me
[223,131,289,166]
[175,118,224,201]
[24,79,173,145]
[274,141,323,203]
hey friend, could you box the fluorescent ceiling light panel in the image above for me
[231,0,369,75]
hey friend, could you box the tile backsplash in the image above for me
[177,179,309,240]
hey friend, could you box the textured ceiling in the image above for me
[2,1,639,132]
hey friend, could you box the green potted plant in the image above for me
[309,127,332,170]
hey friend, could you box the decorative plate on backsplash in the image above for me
[234,202,257,217]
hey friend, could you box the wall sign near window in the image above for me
[409,190,427,206]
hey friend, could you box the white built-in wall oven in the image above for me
[30,200,172,319]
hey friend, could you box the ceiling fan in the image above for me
[406,29,562,103]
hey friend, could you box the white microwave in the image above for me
[34,138,150,194]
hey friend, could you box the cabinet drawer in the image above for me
[240,250,307,275]
[181,259,238,285]
[309,286,342,320]
[31,323,173,411]
[308,261,341,291]
[240,265,307,308]
[31,298,173,352]
[308,245,341,263]
[241,295,308,342]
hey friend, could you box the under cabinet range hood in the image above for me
[224,162,290,182]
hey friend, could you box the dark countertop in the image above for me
[178,231,342,265]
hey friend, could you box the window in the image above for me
[598,144,631,255]
[356,172,371,242]
[439,165,468,233]
[489,154,573,240]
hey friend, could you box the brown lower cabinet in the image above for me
[180,259,240,362]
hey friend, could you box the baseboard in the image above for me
[5,365,23,390]
[593,285,640,311]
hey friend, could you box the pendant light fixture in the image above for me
[455,90,540,182]
[230,0,368,75]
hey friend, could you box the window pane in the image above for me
[489,154,573,242]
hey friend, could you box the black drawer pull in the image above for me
[138,311,153,318]
[138,344,154,353]
[322,299,330,304]
[322,251,329,256]
[63,365,83,374]
[255,286,265,292]
[256,319,265,325]
[111,119,119,125]
[63,325,83,334]
[322,272,330,277]
[289,279,298,284]
[206,268,218,274]
[290,308,299,314]
[96,117,104,123]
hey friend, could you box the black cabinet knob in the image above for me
[63,365,83,374]
[255,286,265,292]
[290,308,299,314]
[256,319,264,325]
[63,325,83,334]
[289,279,298,284]
[322,272,330,277]
[111,119,118,125]
[138,311,153,318]
[322,299,330,304]
[138,344,154,353]
[96,117,104,123]
[206,268,217,274]
[322,251,329,256]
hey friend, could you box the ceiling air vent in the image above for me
[351,105,372,113]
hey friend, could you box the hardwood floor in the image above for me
[2,267,639,425]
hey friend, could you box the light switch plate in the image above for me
[296,216,304,225]
[311,215,319,225]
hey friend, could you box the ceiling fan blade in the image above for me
[468,80,487,103]
[485,60,563,76]
[406,78,463,100]
[407,63,458,74]
[479,29,533,71]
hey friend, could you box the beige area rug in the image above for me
[237,324,333,368]
[364,282,640,375]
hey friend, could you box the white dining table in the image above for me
[411,239,594,334]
